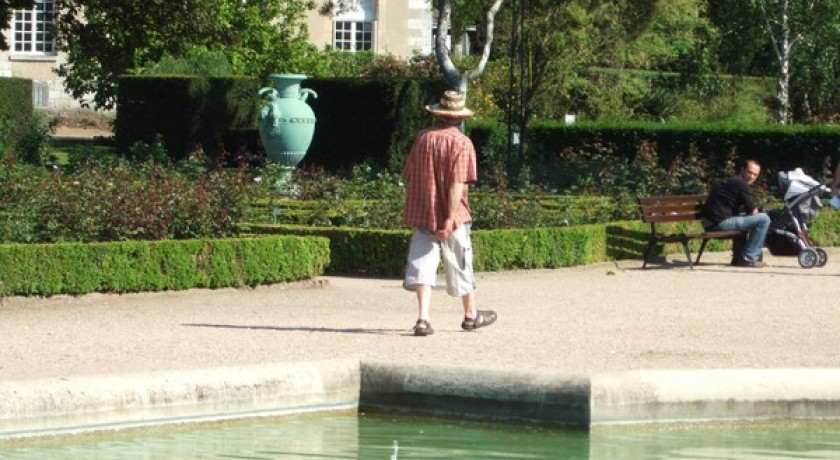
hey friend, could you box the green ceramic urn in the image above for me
[258,74,318,174]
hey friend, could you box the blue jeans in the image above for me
[712,213,771,262]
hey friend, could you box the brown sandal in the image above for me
[461,310,497,331]
[413,319,434,336]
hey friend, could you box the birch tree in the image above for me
[733,0,840,124]
[752,0,806,124]
[432,0,505,94]
[710,0,840,123]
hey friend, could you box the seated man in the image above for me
[700,159,771,268]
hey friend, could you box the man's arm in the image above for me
[435,181,466,241]
[738,181,759,214]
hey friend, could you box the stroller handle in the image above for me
[785,183,831,207]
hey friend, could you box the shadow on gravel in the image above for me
[182,323,402,335]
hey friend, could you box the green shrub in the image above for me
[0,161,256,243]
[0,113,57,166]
[250,208,840,277]
[140,49,236,77]
[15,112,58,166]
[0,236,330,296]
[0,77,34,157]
[0,162,49,243]
[40,164,253,242]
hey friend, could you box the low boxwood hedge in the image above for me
[249,208,840,276]
[5,209,837,296]
[249,222,657,276]
[0,235,330,296]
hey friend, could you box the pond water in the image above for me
[1,413,839,459]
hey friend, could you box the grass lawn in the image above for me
[50,136,114,165]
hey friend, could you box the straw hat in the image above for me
[425,90,475,119]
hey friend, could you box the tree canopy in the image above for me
[54,0,317,110]
[3,0,837,123]
[709,0,840,123]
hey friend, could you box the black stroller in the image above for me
[764,168,831,268]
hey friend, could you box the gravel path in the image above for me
[2,249,839,382]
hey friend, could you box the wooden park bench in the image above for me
[637,194,745,269]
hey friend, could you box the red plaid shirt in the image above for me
[402,125,477,232]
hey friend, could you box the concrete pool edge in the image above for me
[0,360,361,439]
[2,361,840,438]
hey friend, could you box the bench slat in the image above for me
[639,203,699,213]
[642,212,702,223]
[638,194,705,205]
[657,231,744,241]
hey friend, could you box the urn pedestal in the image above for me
[258,73,318,191]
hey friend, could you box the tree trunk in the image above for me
[775,0,791,124]
[777,53,790,125]
[434,0,505,95]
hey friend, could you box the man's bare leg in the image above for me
[416,285,432,321]
[461,291,476,319]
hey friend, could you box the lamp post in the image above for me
[507,0,528,165]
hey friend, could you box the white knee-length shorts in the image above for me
[403,224,475,297]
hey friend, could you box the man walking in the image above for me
[402,91,497,336]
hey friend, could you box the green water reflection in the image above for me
[0,413,839,459]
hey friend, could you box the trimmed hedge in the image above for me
[0,77,34,150]
[5,210,837,296]
[0,77,32,122]
[246,221,724,276]
[303,77,446,171]
[250,208,840,276]
[115,76,261,163]
[249,225,408,276]
[0,235,330,296]
[251,222,662,275]
[467,120,840,179]
[114,76,446,171]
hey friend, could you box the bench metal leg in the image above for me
[641,239,657,269]
[696,239,710,265]
[680,241,694,269]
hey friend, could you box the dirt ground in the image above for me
[53,125,113,138]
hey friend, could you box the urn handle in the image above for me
[258,87,279,99]
[299,88,318,102]
[258,87,281,127]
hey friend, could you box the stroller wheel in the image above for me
[816,248,828,267]
[798,248,819,269]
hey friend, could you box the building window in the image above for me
[334,21,372,52]
[332,0,374,53]
[13,0,56,55]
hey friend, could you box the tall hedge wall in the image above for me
[302,77,446,171]
[524,121,840,176]
[115,76,261,163]
[112,75,840,177]
[0,77,34,148]
[113,76,445,171]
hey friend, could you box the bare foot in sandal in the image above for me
[413,319,434,336]
[461,310,497,331]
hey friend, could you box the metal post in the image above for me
[518,0,527,161]
[507,0,518,160]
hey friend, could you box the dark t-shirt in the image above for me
[701,175,757,228]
